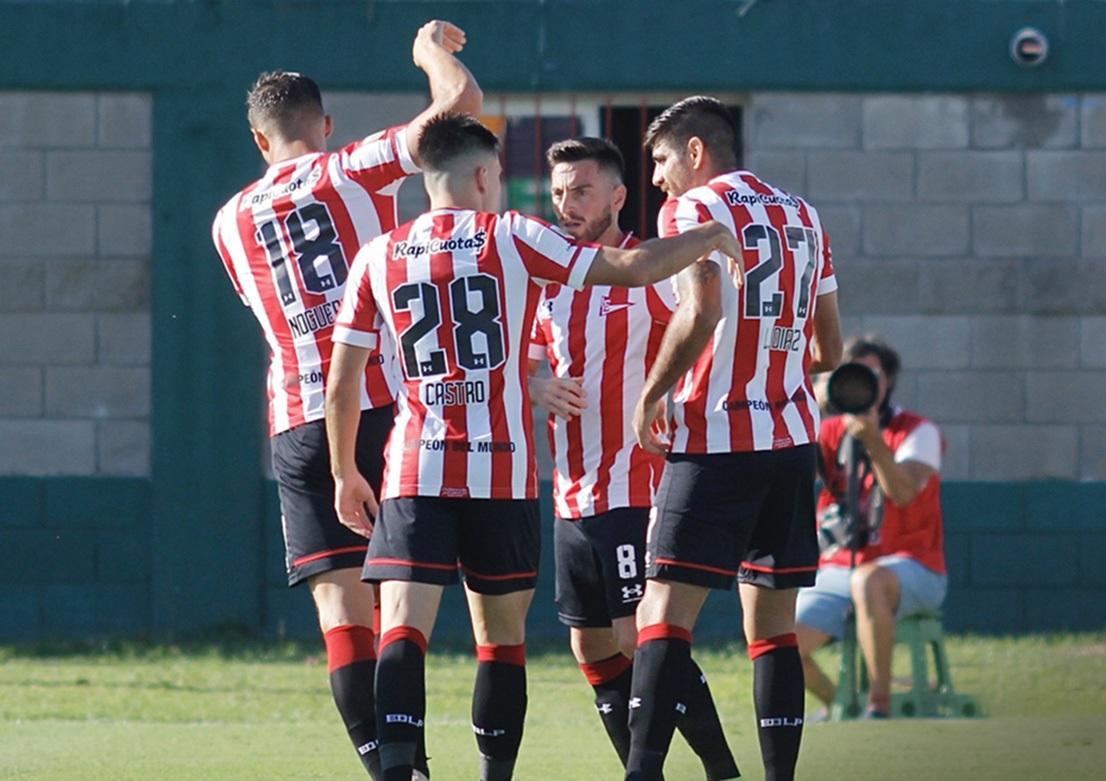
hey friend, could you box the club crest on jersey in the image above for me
[393,230,487,260]
[599,296,634,317]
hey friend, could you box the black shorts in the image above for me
[647,444,818,591]
[363,497,540,595]
[271,405,394,587]
[554,507,648,628]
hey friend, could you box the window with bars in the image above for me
[483,94,743,238]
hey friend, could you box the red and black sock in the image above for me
[749,633,804,781]
[625,624,693,781]
[580,653,634,766]
[473,643,528,781]
[324,625,381,780]
[676,657,740,780]
[375,626,428,781]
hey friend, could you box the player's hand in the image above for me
[531,375,587,419]
[706,223,745,288]
[413,20,467,67]
[650,395,670,440]
[634,396,669,455]
[334,471,379,539]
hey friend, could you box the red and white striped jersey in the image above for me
[212,125,419,436]
[334,208,599,500]
[659,170,837,454]
[530,234,674,518]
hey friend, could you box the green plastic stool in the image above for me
[831,611,981,720]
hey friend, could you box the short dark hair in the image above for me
[246,71,324,139]
[417,113,500,172]
[546,137,624,180]
[643,95,737,164]
[845,335,902,381]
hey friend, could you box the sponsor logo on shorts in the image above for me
[675,702,687,715]
[596,702,614,715]
[629,697,642,709]
[356,740,379,756]
[620,584,644,603]
[759,716,803,728]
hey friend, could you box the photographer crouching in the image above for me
[797,336,947,719]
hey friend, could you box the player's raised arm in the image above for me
[583,220,744,288]
[405,20,483,165]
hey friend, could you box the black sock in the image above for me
[580,654,634,766]
[375,627,428,781]
[324,625,381,780]
[472,644,528,781]
[414,728,430,777]
[750,634,805,781]
[625,624,693,781]
[676,658,740,779]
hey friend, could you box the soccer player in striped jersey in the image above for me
[528,137,739,779]
[325,114,745,781]
[210,21,481,780]
[624,97,843,781]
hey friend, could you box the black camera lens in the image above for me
[826,362,879,415]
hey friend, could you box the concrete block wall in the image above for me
[0,92,151,476]
[747,92,1106,481]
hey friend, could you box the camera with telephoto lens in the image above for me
[817,361,881,555]
[826,361,879,415]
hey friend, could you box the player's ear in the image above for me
[251,127,271,155]
[323,114,334,139]
[612,182,628,213]
[475,164,489,194]
[687,136,705,171]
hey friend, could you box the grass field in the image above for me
[2,633,1105,780]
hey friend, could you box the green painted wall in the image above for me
[3,1,1105,640]
[4,1,1106,93]
[3,478,1104,640]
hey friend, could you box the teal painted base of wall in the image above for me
[0,478,151,639]
[2,478,1104,640]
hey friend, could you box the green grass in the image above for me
[1,634,1105,779]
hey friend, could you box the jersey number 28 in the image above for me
[392,273,507,379]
